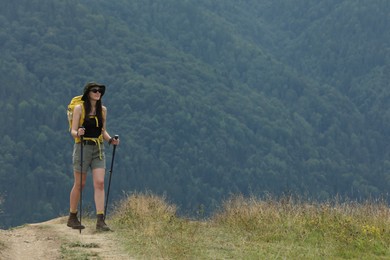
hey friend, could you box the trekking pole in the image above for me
[79,128,85,234]
[104,135,119,220]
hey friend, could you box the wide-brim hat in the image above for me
[81,82,106,101]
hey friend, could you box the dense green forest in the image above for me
[1,0,390,228]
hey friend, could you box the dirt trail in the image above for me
[0,217,132,260]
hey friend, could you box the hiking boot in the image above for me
[67,212,85,229]
[96,214,111,231]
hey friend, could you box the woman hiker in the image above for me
[67,82,120,231]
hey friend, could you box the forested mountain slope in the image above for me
[1,0,389,228]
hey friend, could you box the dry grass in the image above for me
[113,192,202,259]
[111,193,390,259]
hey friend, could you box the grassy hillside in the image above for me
[1,0,390,228]
[110,193,390,259]
[2,193,389,259]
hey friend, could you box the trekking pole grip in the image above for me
[78,126,85,137]
[110,135,119,146]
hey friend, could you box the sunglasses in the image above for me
[90,88,103,93]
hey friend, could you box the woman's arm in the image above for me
[102,106,119,145]
[71,105,83,138]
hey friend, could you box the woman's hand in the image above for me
[77,127,85,137]
[109,136,120,145]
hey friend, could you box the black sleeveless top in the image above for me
[83,115,102,138]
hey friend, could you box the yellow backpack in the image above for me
[67,95,104,148]
[67,95,104,158]
[67,95,85,132]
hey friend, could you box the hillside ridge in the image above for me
[1,0,390,229]
[0,217,131,259]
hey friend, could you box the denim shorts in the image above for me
[73,142,106,173]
